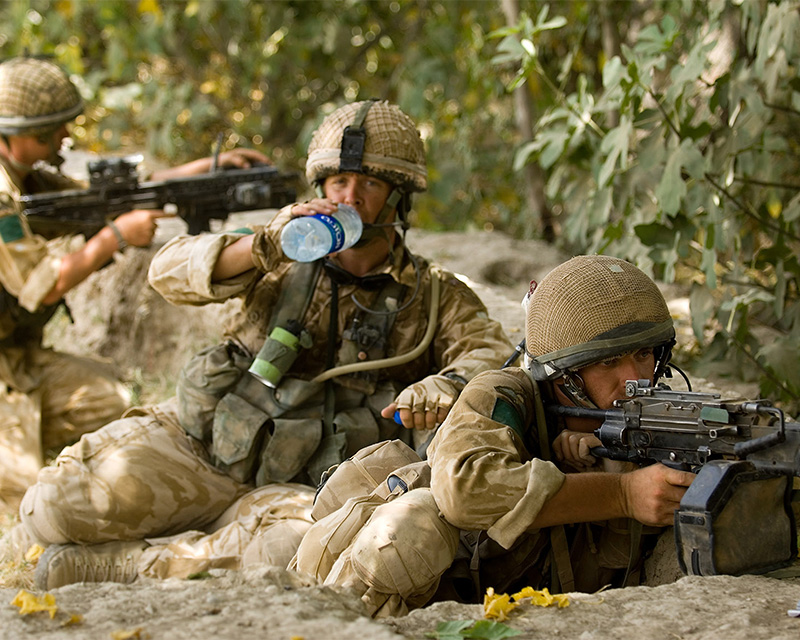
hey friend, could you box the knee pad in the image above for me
[349,489,459,598]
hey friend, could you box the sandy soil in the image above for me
[1,183,798,638]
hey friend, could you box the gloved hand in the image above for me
[381,374,464,431]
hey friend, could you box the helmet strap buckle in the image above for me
[561,372,599,409]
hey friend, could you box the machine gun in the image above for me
[547,380,800,577]
[20,155,299,237]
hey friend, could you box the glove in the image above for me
[392,374,465,431]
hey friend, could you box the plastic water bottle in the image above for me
[280,204,363,262]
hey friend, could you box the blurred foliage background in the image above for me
[2,0,800,412]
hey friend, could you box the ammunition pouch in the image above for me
[675,460,797,576]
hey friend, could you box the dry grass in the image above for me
[0,510,36,591]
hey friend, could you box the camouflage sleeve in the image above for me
[427,368,566,549]
[148,205,295,306]
[148,231,259,306]
[431,269,514,381]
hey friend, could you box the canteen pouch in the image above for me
[675,459,796,576]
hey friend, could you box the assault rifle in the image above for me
[20,155,299,237]
[547,380,800,577]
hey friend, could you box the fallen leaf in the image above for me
[511,586,570,608]
[483,587,519,621]
[10,590,58,619]
[24,544,45,563]
[61,613,84,626]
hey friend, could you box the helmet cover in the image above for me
[525,255,675,380]
[306,100,427,193]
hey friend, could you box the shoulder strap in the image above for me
[269,260,322,333]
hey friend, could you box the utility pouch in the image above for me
[675,459,796,576]
[293,439,429,582]
[211,391,272,483]
[255,417,323,486]
[177,340,251,444]
[210,373,326,483]
[333,406,380,459]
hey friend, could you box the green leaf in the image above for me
[598,116,632,187]
[462,620,522,639]
[655,139,706,215]
[426,620,474,640]
[634,222,674,247]
[602,56,627,91]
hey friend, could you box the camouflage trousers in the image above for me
[20,398,314,578]
[0,347,130,513]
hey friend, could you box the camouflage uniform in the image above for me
[294,368,568,616]
[295,256,675,617]
[21,201,512,579]
[0,156,130,512]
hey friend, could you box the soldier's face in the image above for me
[15,124,69,166]
[578,348,656,410]
[323,173,394,224]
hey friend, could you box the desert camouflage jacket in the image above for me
[0,157,85,344]
[148,205,514,396]
[427,367,567,550]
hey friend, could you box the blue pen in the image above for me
[393,410,402,425]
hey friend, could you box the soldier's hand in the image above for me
[620,463,694,526]
[112,209,170,248]
[215,148,272,169]
[290,198,338,218]
[381,374,464,431]
[150,148,272,180]
[552,429,601,471]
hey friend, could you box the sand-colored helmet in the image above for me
[306,100,427,193]
[525,255,675,381]
[0,57,83,137]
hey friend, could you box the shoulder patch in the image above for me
[491,392,525,441]
[0,215,24,243]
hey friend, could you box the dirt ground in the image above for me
[2,178,799,638]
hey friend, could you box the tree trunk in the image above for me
[500,0,555,242]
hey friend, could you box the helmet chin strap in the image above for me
[560,372,599,410]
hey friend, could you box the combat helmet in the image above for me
[525,255,675,386]
[0,57,83,137]
[306,99,427,193]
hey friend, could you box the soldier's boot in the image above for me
[35,540,147,590]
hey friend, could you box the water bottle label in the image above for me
[315,213,345,252]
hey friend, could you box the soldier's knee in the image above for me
[20,451,112,545]
[242,518,313,569]
[20,475,73,545]
[349,488,459,598]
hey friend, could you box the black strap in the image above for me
[339,99,378,173]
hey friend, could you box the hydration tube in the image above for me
[311,265,442,383]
